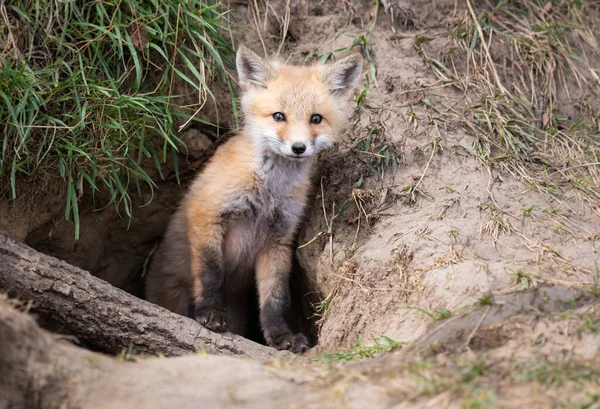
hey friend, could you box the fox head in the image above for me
[236,46,362,161]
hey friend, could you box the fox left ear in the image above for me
[236,46,274,88]
[321,54,363,95]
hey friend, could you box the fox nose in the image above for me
[291,142,306,155]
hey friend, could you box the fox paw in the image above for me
[195,307,229,332]
[267,332,308,353]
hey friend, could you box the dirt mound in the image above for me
[5,0,599,350]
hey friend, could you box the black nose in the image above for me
[292,143,306,155]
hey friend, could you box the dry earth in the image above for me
[2,0,600,408]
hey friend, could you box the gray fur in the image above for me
[220,153,312,280]
[145,211,193,316]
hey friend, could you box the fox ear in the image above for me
[321,54,363,95]
[236,46,274,87]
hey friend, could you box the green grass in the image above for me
[349,124,400,180]
[394,352,600,407]
[515,358,600,386]
[400,306,454,321]
[336,34,377,107]
[312,335,401,362]
[591,277,600,298]
[0,0,234,238]
[461,392,494,409]
[315,296,333,314]
[475,294,495,306]
[115,344,138,361]
[581,315,599,333]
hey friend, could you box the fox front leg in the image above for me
[255,241,308,353]
[190,223,229,332]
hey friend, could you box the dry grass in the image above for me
[428,0,600,210]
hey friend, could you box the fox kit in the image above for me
[146,46,362,353]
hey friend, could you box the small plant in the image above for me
[510,269,536,288]
[475,294,494,306]
[337,34,377,107]
[349,125,400,180]
[435,308,454,320]
[312,335,401,362]
[519,359,599,386]
[400,306,453,321]
[315,296,332,314]
[115,345,137,362]
[448,229,459,241]
[460,358,487,383]
[461,391,494,409]
[591,277,600,298]
[521,205,536,218]
[581,315,598,333]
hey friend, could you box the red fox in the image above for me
[146,46,362,352]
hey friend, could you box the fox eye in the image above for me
[310,114,322,124]
[272,112,286,122]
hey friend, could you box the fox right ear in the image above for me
[236,46,274,87]
[321,54,363,96]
